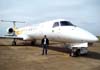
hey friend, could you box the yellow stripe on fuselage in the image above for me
[15,29,24,35]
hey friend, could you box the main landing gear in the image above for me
[12,38,16,46]
[31,40,36,46]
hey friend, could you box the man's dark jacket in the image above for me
[41,38,49,45]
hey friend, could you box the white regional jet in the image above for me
[0,19,98,57]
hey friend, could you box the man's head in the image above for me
[44,35,47,38]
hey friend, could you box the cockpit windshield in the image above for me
[53,22,59,28]
[60,21,74,26]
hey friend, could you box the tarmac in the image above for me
[0,39,100,70]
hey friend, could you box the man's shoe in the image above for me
[45,54,47,55]
[42,54,44,55]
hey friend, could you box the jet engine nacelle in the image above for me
[7,28,14,34]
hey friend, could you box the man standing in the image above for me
[41,35,49,55]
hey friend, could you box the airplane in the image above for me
[0,19,98,57]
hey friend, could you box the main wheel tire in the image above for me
[12,41,16,46]
[31,40,36,46]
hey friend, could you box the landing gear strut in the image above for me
[12,38,16,46]
[31,40,36,46]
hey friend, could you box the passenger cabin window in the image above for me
[60,21,73,26]
[53,22,59,28]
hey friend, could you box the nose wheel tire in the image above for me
[70,49,80,57]
[70,51,77,57]
[70,52,75,57]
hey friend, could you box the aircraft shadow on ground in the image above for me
[49,46,100,60]
[38,45,100,60]
[48,46,69,53]
[0,42,32,46]
[82,51,100,60]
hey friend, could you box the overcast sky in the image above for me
[0,0,100,36]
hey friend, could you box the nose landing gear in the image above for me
[70,48,80,57]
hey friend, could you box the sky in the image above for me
[0,0,100,36]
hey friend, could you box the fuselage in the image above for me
[15,19,98,43]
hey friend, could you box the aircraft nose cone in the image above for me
[94,37,99,41]
[91,36,98,42]
[78,28,99,42]
[87,34,98,42]
[73,27,99,42]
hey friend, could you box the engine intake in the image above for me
[7,28,14,34]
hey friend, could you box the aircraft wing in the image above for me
[0,36,23,40]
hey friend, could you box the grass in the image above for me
[97,36,100,41]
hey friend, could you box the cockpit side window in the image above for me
[53,22,59,28]
[60,21,73,26]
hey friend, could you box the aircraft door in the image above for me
[52,22,61,41]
